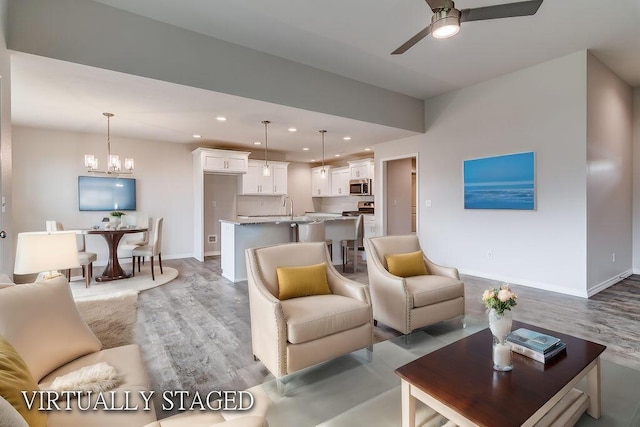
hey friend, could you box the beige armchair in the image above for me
[364,235,465,338]
[245,242,373,392]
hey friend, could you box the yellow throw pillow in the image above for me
[0,335,47,427]
[276,262,331,300]
[385,250,429,278]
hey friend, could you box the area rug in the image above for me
[70,266,178,299]
[75,291,138,349]
[258,317,640,427]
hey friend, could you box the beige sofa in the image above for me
[245,242,374,389]
[0,277,270,427]
[364,235,465,336]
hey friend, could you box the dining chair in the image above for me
[45,220,97,287]
[132,217,163,280]
[340,214,365,273]
[119,217,150,256]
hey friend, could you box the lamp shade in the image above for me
[14,232,80,275]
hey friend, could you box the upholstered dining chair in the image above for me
[45,220,97,287]
[132,217,163,280]
[340,214,365,273]
[297,220,333,259]
[118,217,150,257]
[364,234,465,342]
[245,241,373,394]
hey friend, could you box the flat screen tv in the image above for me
[78,176,136,211]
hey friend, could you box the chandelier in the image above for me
[84,112,134,175]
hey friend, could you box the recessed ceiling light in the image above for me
[216,116,227,121]
[288,127,297,132]
[192,134,202,138]
[364,148,371,151]
[253,141,262,145]
[334,154,341,157]
[302,147,310,151]
[343,136,352,141]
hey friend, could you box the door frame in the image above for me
[380,152,419,236]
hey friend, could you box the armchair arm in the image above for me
[424,257,460,279]
[326,264,370,305]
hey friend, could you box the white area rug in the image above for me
[70,266,178,299]
[75,291,138,349]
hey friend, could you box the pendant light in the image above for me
[84,112,134,175]
[319,130,327,179]
[262,120,271,177]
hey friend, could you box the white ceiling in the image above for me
[10,0,640,162]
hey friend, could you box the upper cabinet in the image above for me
[311,166,332,197]
[349,159,374,180]
[240,160,289,195]
[330,167,350,197]
[194,148,250,174]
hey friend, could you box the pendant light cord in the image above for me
[262,120,270,166]
[320,130,327,170]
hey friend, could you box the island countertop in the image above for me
[220,215,356,225]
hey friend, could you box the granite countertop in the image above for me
[220,215,357,225]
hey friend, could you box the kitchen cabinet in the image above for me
[330,167,350,196]
[240,160,289,195]
[311,166,332,197]
[363,215,377,238]
[198,148,250,174]
[349,159,374,180]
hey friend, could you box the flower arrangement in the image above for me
[110,211,126,217]
[482,284,517,316]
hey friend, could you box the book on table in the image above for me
[507,328,566,363]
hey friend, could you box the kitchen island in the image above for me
[220,215,357,283]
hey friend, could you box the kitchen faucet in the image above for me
[283,195,294,220]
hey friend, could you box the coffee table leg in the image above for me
[586,357,601,418]
[401,379,416,427]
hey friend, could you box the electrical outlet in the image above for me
[211,201,217,208]
[208,235,217,244]
[425,200,432,208]
[487,251,493,260]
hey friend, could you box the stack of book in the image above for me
[506,328,566,363]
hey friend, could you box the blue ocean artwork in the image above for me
[464,152,535,210]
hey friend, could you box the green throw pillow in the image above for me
[385,250,429,278]
[276,262,331,300]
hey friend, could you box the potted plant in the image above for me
[109,211,126,226]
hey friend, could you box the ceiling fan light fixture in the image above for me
[431,9,460,39]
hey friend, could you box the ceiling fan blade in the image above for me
[425,0,454,11]
[460,0,542,22]
[391,25,432,55]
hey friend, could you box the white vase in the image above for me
[110,216,121,227]
[488,308,513,371]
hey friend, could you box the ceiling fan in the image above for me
[391,0,543,55]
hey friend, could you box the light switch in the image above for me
[212,201,217,208]
[425,200,432,207]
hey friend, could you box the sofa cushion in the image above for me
[0,395,28,427]
[0,278,102,382]
[39,344,156,427]
[405,275,464,308]
[0,335,46,427]
[281,294,370,344]
[385,251,428,278]
[276,262,331,300]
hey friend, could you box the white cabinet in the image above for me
[311,166,332,197]
[330,167,350,196]
[240,160,289,195]
[363,214,377,238]
[349,159,374,180]
[195,148,250,174]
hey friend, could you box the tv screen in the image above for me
[78,176,136,211]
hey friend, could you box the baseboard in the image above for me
[587,269,632,297]
[459,269,589,298]
[204,251,221,257]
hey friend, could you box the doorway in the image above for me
[382,154,418,236]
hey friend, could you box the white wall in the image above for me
[0,0,13,273]
[375,51,590,297]
[12,126,194,266]
[633,88,640,272]
[585,53,633,294]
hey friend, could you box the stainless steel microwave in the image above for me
[349,179,371,196]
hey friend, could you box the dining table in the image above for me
[86,227,148,281]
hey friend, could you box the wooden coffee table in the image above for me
[395,321,606,427]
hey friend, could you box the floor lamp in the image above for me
[14,232,81,281]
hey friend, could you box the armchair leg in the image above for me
[403,333,412,349]
[366,345,373,363]
[276,376,290,397]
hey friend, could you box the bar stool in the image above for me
[297,221,333,259]
[341,214,365,273]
